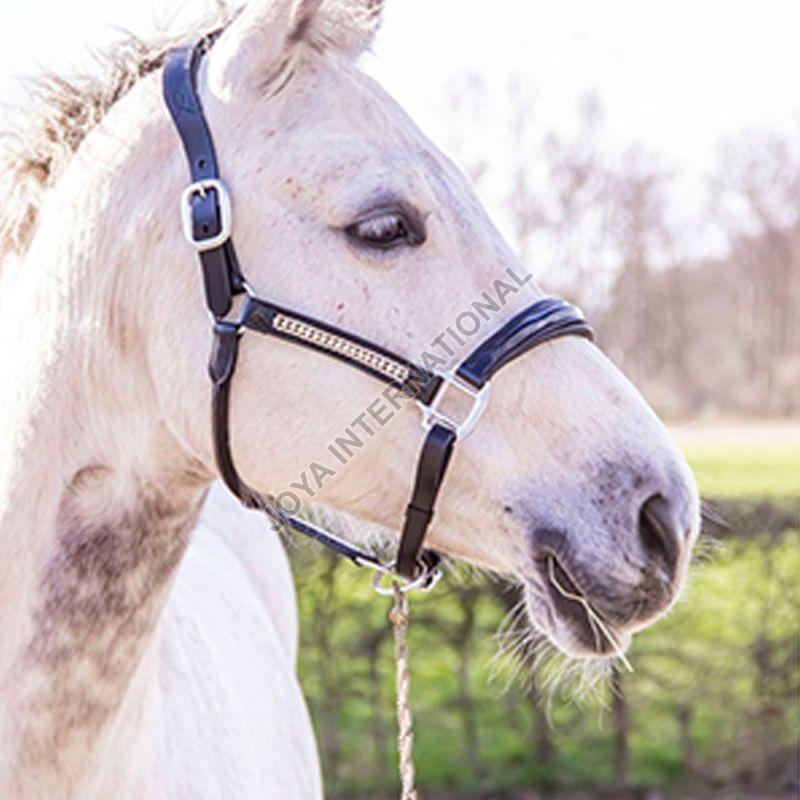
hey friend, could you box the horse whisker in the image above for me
[547,556,634,673]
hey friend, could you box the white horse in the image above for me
[0,1,699,797]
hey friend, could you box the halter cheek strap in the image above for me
[163,41,244,317]
[163,39,593,584]
[396,424,457,578]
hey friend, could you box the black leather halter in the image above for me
[162,39,593,584]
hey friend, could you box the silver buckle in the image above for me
[180,178,232,252]
[419,373,489,439]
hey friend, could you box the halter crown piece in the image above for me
[162,39,593,588]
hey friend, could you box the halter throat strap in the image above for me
[162,40,593,583]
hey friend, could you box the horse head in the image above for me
[144,0,699,658]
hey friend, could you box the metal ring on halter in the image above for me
[418,372,489,439]
[371,563,443,596]
[210,292,255,328]
[239,279,258,299]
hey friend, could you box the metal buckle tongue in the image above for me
[372,562,443,596]
[419,372,489,439]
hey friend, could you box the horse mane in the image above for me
[0,5,234,263]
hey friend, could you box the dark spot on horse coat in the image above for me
[289,12,312,44]
[18,481,203,774]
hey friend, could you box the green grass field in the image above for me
[683,440,800,498]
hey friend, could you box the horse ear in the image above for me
[291,0,385,57]
[207,0,297,94]
[208,0,385,93]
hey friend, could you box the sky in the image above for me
[0,0,797,250]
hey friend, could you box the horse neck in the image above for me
[0,75,211,798]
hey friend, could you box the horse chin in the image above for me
[522,581,632,660]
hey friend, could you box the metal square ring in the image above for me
[180,178,232,252]
[419,373,489,439]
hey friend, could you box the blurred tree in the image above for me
[611,666,630,787]
[439,80,799,418]
[709,133,800,416]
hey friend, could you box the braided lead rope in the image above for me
[390,584,418,800]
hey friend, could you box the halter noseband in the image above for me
[162,40,593,585]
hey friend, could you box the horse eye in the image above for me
[346,210,424,250]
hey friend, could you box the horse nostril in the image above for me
[638,494,680,580]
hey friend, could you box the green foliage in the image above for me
[290,444,800,797]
